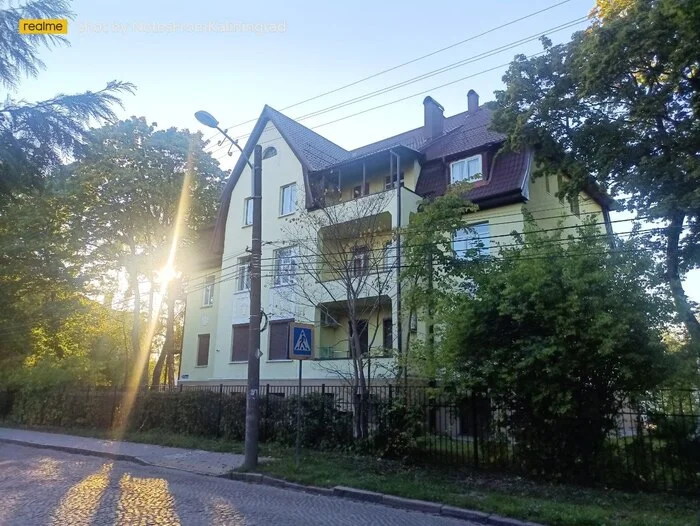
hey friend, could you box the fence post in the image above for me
[179,383,183,393]
[321,383,326,430]
[264,384,270,440]
[472,393,479,468]
[388,384,393,409]
[216,384,224,436]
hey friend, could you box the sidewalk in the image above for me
[0,427,244,475]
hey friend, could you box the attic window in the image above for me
[262,146,277,159]
[450,155,482,184]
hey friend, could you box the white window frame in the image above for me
[383,240,396,271]
[202,275,215,307]
[450,154,483,184]
[237,256,251,292]
[453,222,490,260]
[280,183,297,216]
[569,194,581,217]
[243,197,253,226]
[352,246,370,277]
[274,246,298,287]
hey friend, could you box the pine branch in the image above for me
[0,0,73,89]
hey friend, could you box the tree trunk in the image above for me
[151,344,167,388]
[151,282,176,388]
[350,317,369,439]
[166,346,175,387]
[129,271,144,387]
[666,211,700,351]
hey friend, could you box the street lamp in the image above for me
[195,111,253,170]
[195,110,263,470]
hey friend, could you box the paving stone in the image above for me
[486,515,530,526]
[441,505,490,522]
[0,427,244,475]
[0,442,479,525]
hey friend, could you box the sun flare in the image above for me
[155,264,177,286]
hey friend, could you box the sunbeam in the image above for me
[113,146,195,439]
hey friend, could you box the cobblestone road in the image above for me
[0,443,475,526]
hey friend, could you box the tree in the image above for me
[0,186,130,388]
[280,190,398,438]
[0,1,133,195]
[429,217,671,479]
[65,117,225,388]
[400,181,480,380]
[492,0,700,349]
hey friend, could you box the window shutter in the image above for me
[268,320,291,360]
[197,334,210,366]
[231,324,249,362]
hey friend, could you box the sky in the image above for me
[14,0,699,302]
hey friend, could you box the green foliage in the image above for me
[0,187,130,389]
[256,450,698,526]
[492,0,700,344]
[65,116,225,276]
[424,215,671,478]
[368,401,424,459]
[402,180,480,302]
[401,181,481,381]
[0,1,134,195]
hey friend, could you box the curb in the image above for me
[225,472,544,526]
[0,437,152,466]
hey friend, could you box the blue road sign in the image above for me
[290,324,313,359]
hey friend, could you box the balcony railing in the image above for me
[317,346,394,360]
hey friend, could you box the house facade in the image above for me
[179,90,611,386]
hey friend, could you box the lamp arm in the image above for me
[216,126,254,171]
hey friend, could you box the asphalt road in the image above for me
[0,443,475,526]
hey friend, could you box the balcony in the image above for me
[313,186,422,230]
[317,346,393,360]
[315,297,394,360]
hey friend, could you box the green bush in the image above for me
[368,400,424,459]
[261,392,353,449]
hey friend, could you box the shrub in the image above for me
[368,400,424,459]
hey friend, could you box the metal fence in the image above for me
[1,384,697,493]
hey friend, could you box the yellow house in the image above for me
[178,90,612,387]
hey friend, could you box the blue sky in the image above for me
[15,0,698,302]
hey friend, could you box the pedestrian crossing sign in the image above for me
[289,323,313,359]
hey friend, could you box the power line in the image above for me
[209,16,587,158]
[217,204,644,266]
[183,222,663,296]
[294,18,586,123]
[210,51,543,162]
[185,243,659,298]
[203,0,574,143]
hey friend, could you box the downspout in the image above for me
[603,207,614,247]
[389,150,403,380]
[362,162,367,196]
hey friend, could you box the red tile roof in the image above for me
[213,103,534,251]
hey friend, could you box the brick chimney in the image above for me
[467,89,479,114]
[423,96,444,139]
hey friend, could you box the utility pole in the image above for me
[243,144,263,469]
[193,110,263,470]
